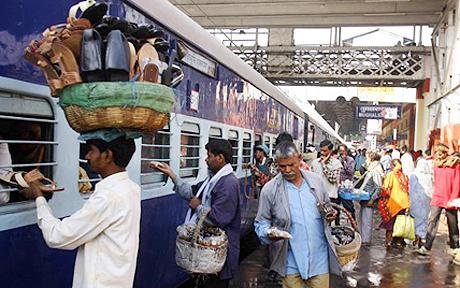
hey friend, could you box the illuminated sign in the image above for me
[357,105,401,119]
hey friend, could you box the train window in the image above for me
[209,127,223,141]
[228,130,239,171]
[0,93,56,205]
[140,124,171,186]
[78,141,101,196]
[255,134,262,147]
[180,122,201,178]
[242,132,252,167]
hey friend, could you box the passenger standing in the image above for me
[357,151,383,245]
[254,141,341,288]
[25,136,140,288]
[311,140,343,224]
[379,159,410,247]
[151,139,240,287]
[354,148,367,173]
[380,149,392,174]
[0,136,12,204]
[418,144,460,257]
[251,144,273,189]
[338,144,356,220]
[400,145,415,175]
[409,157,433,247]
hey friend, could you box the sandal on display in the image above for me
[24,48,63,96]
[105,30,130,81]
[51,41,82,87]
[77,2,108,26]
[146,37,170,53]
[132,25,163,40]
[137,43,160,83]
[60,17,92,58]
[80,29,104,82]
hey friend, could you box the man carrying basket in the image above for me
[151,139,240,288]
[254,141,341,288]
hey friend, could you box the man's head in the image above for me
[338,144,348,157]
[85,137,136,176]
[362,148,367,155]
[254,144,269,161]
[275,132,293,146]
[435,143,449,161]
[274,141,302,182]
[319,139,334,158]
[367,151,381,162]
[401,145,408,153]
[205,139,233,173]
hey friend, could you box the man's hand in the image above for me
[20,181,43,200]
[149,161,177,181]
[189,197,201,209]
[367,199,375,207]
[325,209,338,224]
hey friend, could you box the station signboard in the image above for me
[356,105,401,120]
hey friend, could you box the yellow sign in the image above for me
[358,87,395,102]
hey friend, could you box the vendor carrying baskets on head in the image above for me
[150,139,241,288]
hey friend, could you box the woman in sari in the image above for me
[379,159,410,247]
[409,158,433,247]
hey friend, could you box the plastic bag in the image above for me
[392,213,415,240]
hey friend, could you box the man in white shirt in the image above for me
[25,136,140,288]
[400,145,415,175]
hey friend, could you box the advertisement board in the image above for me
[357,105,401,119]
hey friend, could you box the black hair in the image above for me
[319,139,333,150]
[205,139,233,164]
[275,132,293,146]
[86,137,135,168]
[424,149,431,156]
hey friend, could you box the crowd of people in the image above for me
[1,127,460,288]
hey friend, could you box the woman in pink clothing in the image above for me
[418,143,460,256]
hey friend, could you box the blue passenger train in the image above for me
[0,0,344,287]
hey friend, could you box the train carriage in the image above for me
[0,0,343,287]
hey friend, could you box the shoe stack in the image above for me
[23,1,180,134]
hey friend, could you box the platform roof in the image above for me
[169,0,446,28]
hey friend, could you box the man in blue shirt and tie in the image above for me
[255,141,341,288]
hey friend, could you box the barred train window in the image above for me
[180,122,200,178]
[242,132,252,167]
[209,127,223,142]
[228,130,239,171]
[0,92,56,205]
[141,124,171,186]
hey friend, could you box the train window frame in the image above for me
[227,130,240,171]
[179,122,201,179]
[242,132,252,167]
[0,93,57,210]
[209,126,223,141]
[254,134,262,147]
[140,124,171,188]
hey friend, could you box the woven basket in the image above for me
[331,203,362,270]
[58,82,175,133]
[175,209,228,274]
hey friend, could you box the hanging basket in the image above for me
[175,209,228,274]
[331,203,362,271]
[58,81,175,133]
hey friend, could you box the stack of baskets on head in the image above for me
[24,0,180,135]
[330,203,362,271]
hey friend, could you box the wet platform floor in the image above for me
[231,211,460,288]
